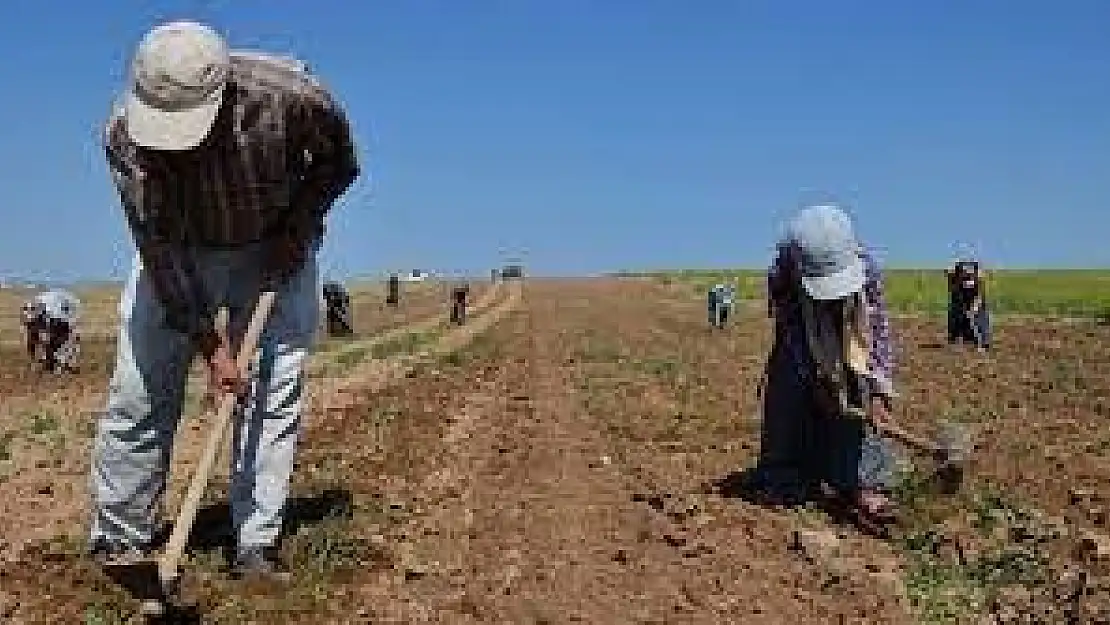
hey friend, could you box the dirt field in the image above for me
[1,278,1108,623]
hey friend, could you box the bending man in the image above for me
[89,20,359,580]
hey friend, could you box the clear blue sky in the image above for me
[3,0,1109,282]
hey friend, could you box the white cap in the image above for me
[124,21,230,151]
[784,204,866,301]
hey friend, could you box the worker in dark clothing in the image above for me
[386,273,400,306]
[946,260,990,351]
[322,281,353,336]
[450,282,470,325]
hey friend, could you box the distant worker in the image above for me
[21,289,81,373]
[386,273,400,306]
[450,282,470,325]
[946,260,990,351]
[322,281,353,336]
[707,283,736,329]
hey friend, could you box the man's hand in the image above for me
[869,394,892,429]
[196,331,248,398]
[205,343,248,398]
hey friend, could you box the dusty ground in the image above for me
[1,278,1109,623]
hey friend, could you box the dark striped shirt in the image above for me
[104,52,359,335]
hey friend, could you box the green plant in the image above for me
[29,412,59,435]
[0,431,13,461]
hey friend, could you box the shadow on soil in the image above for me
[121,489,357,623]
[170,488,355,558]
[704,465,902,539]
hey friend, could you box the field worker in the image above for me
[321,281,353,336]
[946,260,990,351]
[707,282,735,329]
[450,282,469,325]
[760,205,899,529]
[386,272,400,305]
[21,289,81,373]
[90,20,359,583]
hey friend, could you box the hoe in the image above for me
[105,291,276,617]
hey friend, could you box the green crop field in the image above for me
[614,268,1110,320]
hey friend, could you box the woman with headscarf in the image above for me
[760,205,900,530]
[946,260,991,351]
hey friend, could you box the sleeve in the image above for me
[862,251,896,399]
[286,86,360,236]
[261,86,361,284]
[104,120,215,338]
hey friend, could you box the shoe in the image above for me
[232,546,293,583]
[88,540,166,616]
[88,538,149,567]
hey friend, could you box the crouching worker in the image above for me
[758,205,900,531]
[322,281,353,336]
[450,282,469,325]
[21,289,81,373]
[707,283,735,329]
[946,260,990,351]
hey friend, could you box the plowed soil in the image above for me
[2,278,1108,623]
[0,283,461,565]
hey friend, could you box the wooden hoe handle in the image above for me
[842,406,942,456]
[158,291,278,587]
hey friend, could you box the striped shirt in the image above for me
[767,244,896,398]
[103,52,360,336]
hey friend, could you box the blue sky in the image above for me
[3,0,1108,282]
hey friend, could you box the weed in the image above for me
[894,482,1058,623]
[632,357,681,378]
[903,559,990,624]
[369,331,434,360]
[83,601,129,625]
[29,412,59,436]
[335,346,370,368]
[367,405,403,428]
[577,340,624,363]
[0,431,13,461]
[285,509,390,581]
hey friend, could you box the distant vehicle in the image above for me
[500,264,525,280]
[402,270,428,283]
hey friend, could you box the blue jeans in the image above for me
[89,246,319,551]
[757,343,897,496]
